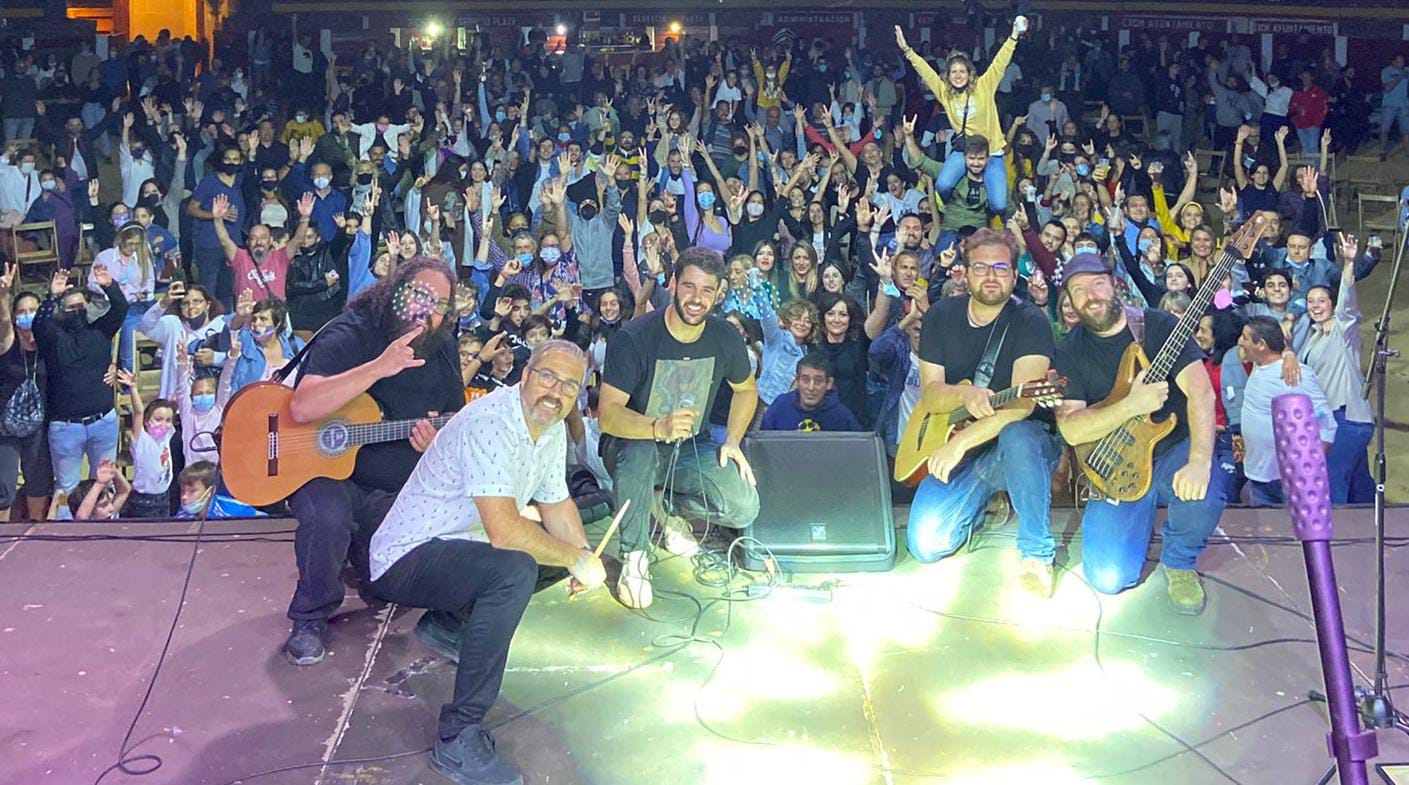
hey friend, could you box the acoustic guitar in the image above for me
[1073,211,1274,501]
[893,370,1067,486]
[219,382,453,506]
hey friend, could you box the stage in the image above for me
[4,507,1409,785]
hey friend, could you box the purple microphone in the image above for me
[1274,393,1377,785]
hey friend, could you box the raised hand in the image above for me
[493,296,512,317]
[297,191,315,219]
[894,25,910,51]
[501,254,524,278]
[0,262,16,292]
[235,289,256,319]
[372,325,427,379]
[1274,125,1290,145]
[870,247,894,282]
[1218,186,1238,215]
[1297,165,1319,196]
[116,367,138,389]
[1339,232,1359,265]
[92,263,113,287]
[211,193,230,221]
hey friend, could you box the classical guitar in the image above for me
[219,381,453,506]
[1074,211,1274,502]
[893,370,1067,486]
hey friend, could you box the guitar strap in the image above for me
[1123,305,1146,350]
[972,321,1009,391]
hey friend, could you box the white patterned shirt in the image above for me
[368,383,569,580]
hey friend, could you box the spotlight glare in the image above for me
[556,23,567,36]
[669,21,682,34]
[425,20,442,39]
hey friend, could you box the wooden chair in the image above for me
[1340,154,1387,203]
[1194,149,1227,192]
[6,220,60,290]
[1357,193,1403,254]
[1119,114,1149,140]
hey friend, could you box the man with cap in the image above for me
[905,228,1061,597]
[1051,252,1226,615]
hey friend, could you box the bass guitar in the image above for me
[220,381,452,506]
[1074,211,1274,501]
[893,370,1066,486]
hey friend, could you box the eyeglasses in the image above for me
[969,262,1013,277]
[529,367,581,396]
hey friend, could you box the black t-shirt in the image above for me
[815,335,869,427]
[602,310,749,437]
[298,309,465,491]
[1053,308,1205,455]
[919,297,1054,391]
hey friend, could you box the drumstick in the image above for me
[569,499,629,598]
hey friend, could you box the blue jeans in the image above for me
[1247,479,1285,507]
[1296,126,1321,156]
[907,420,1061,563]
[1080,438,1227,594]
[48,409,119,494]
[1213,431,1245,507]
[117,303,149,372]
[192,246,234,309]
[933,149,1009,214]
[1328,408,1374,505]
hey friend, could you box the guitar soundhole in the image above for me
[317,422,351,457]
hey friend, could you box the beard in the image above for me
[671,291,712,326]
[971,282,1009,307]
[251,246,268,262]
[1076,295,1123,333]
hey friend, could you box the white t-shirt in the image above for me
[131,429,173,495]
[1240,359,1337,483]
[898,350,922,440]
[369,384,570,580]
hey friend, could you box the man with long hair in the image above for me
[281,255,466,665]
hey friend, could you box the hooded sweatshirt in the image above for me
[760,388,863,432]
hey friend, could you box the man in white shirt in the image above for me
[368,339,604,785]
[1238,315,1336,507]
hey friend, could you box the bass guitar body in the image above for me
[1072,342,1176,502]
[220,382,383,506]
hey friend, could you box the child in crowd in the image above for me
[174,332,238,469]
[68,459,131,521]
[116,368,176,517]
[176,461,263,519]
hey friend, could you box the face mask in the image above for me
[615,178,632,191]
[516,252,534,265]
[698,192,716,210]
[579,204,598,220]
[1138,238,1155,254]
[495,110,507,123]
[357,172,373,185]
[1041,94,1053,103]
[15,313,34,330]
[1075,244,1099,255]
[40,180,56,192]
[220,160,241,174]
[558,132,571,142]
[112,214,131,228]
[147,424,172,440]
[649,209,668,225]
[539,247,562,263]
[313,176,331,190]
[874,128,884,141]
[56,309,87,329]
[732,144,748,156]
[746,202,765,217]
[19,162,35,175]
[295,113,308,123]
[261,179,279,191]
[1075,164,1091,177]
[181,488,212,515]
[251,325,276,341]
[191,393,216,412]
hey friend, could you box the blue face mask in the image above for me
[1041,94,1053,103]
[1075,164,1091,177]
[251,325,276,341]
[873,128,884,140]
[697,192,716,209]
[14,313,34,330]
[558,132,571,142]
[495,110,507,123]
[1138,238,1155,254]
[516,252,534,265]
[192,393,216,412]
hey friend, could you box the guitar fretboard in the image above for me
[1145,247,1242,384]
[344,415,455,446]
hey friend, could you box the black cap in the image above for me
[1059,252,1112,289]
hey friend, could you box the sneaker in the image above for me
[1018,557,1055,598]
[416,610,465,664]
[616,550,653,609]
[981,493,1013,529]
[430,724,523,785]
[659,514,701,558]
[284,619,327,666]
[1164,565,1207,615]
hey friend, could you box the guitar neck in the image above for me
[345,414,454,446]
[948,384,1022,428]
[1144,248,1242,384]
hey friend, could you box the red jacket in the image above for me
[1289,87,1329,129]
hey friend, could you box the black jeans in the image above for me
[0,430,52,509]
[603,435,760,557]
[370,539,538,741]
[286,477,397,622]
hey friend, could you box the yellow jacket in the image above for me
[905,36,1017,156]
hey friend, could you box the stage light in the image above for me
[556,23,567,35]
[425,20,442,39]
[669,21,682,34]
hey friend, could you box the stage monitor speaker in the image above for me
[740,431,896,573]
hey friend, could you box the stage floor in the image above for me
[4,507,1409,785]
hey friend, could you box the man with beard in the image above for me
[1052,253,1224,614]
[211,192,309,303]
[368,340,603,785]
[905,229,1061,596]
[282,257,466,665]
[598,247,760,608]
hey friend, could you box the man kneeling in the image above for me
[367,340,605,785]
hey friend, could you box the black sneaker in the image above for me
[415,610,465,664]
[430,725,523,785]
[283,619,327,666]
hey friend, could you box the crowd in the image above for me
[0,18,1400,522]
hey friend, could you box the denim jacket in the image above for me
[868,325,913,445]
[229,323,303,393]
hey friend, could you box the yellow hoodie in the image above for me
[904,35,1017,156]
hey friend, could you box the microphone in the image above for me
[1273,393,1377,785]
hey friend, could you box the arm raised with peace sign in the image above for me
[289,324,429,424]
